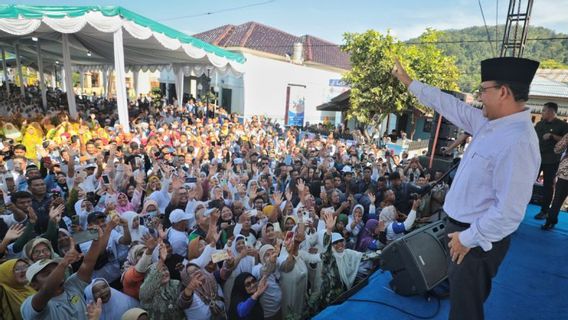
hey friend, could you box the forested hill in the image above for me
[407,25,568,92]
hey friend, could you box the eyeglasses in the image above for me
[14,265,29,273]
[32,248,51,257]
[477,84,502,94]
[244,279,257,288]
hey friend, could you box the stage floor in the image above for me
[314,204,568,320]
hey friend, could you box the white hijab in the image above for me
[121,211,149,242]
[332,243,362,290]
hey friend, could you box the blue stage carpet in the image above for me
[314,204,568,320]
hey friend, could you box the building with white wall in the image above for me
[189,21,351,125]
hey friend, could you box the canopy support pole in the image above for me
[102,67,108,98]
[36,40,47,110]
[62,34,77,119]
[1,48,9,95]
[113,28,130,133]
[133,70,139,97]
[51,69,56,89]
[79,70,84,96]
[61,67,67,92]
[175,66,184,106]
[15,44,24,96]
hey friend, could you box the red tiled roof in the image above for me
[193,21,351,70]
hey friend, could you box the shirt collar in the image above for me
[486,107,531,130]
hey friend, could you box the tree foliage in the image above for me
[341,29,459,124]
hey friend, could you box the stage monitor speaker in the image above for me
[380,220,449,296]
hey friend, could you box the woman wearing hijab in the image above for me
[254,223,281,250]
[346,204,365,249]
[121,211,150,243]
[278,218,320,320]
[114,192,142,215]
[0,259,36,320]
[312,212,363,314]
[178,263,226,320]
[121,308,148,320]
[228,272,268,320]
[140,200,160,228]
[222,234,255,307]
[139,244,184,320]
[355,219,383,252]
[122,237,156,300]
[252,244,282,320]
[84,278,140,320]
[23,237,57,262]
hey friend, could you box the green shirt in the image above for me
[535,118,568,164]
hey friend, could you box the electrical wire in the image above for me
[159,0,276,21]
[347,296,442,319]
[221,36,568,48]
[478,0,497,56]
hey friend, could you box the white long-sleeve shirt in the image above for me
[409,81,540,251]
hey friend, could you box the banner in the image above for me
[287,85,306,126]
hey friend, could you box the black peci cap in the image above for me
[481,57,539,85]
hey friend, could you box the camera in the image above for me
[410,193,420,200]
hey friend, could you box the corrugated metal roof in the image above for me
[530,75,568,99]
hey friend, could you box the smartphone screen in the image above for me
[102,175,110,184]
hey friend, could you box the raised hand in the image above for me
[285,189,293,202]
[256,277,269,295]
[49,204,65,223]
[3,224,24,242]
[187,272,205,291]
[324,212,336,233]
[210,208,220,224]
[272,191,283,207]
[142,233,158,252]
[86,298,102,320]
[368,192,376,205]
[296,179,305,193]
[27,207,38,224]
[63,238,83,265]
[159,243,168,262]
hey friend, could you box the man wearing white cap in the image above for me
[21,221,115,320]
[167,209,191,258]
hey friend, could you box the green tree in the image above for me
[540,59,568,69]
[341,29,460,137]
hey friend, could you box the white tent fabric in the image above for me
[0,5,246,132]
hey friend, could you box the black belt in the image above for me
[447,216,470,228]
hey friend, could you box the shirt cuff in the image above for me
[459,227,493,252]
[408,80,422,96]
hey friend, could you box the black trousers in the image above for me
[540,162,559,214]
[446,220,511,320]
[546,177,568,225]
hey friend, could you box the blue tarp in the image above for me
[315,204,568,319]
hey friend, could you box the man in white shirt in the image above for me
[168,209,190,258]
[392,57,540,320]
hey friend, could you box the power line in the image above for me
[478,0,497,56]
[222,36,568,48]
[159,0,276,21]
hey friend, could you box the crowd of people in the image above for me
[0,86,450,320]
